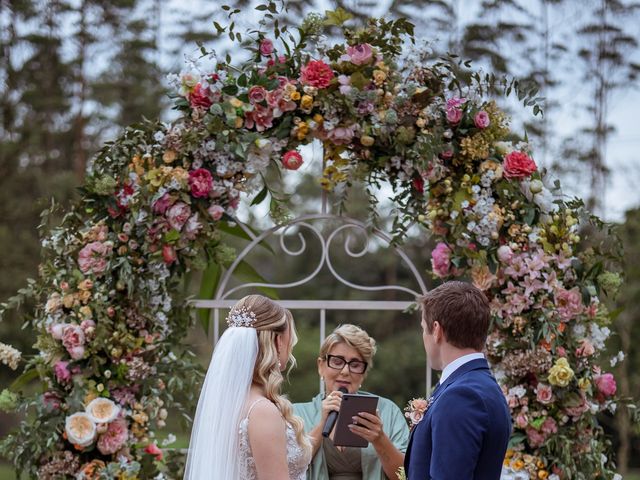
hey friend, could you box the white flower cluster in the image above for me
[589,323,611,351]
[0,341,21,370]
[461,172,499,247]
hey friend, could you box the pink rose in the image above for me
[594,373,617,398]
[555,287,584,322]
[431,242,452,278]
[54,361,72,384]
[535,383,554,405]
[345,43,373,65]
[300,60,334,89]
[162,245,177,265]
[166,202,191,231]
[207,204,225,221]
[282,150,304,170]
[576,339,595,357]
[541,417,558,435]
[259,39,274,56]
[248,85,267,104]
[145,442,163,461]
[266,89,296,117]
[503,151,537,179]
[244,103,274,132]
[189,83,213,110]
[97,418,129,455]
[474,110,490,128]
[62,324,86,360]
[188,168,213,198]
[497,245,514,264]
[78,241,112,276]
[326,125,356,145]
[152,193,173,215]
[446,107,463,124]
[526,426,547,448]
[515,413,528,428]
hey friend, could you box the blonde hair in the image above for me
[232,295,311,454]
[319,324,377,369]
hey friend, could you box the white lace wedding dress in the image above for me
[238,399,310,480]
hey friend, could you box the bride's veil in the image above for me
[184,326,258,479]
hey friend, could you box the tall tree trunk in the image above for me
[73,0,88,180]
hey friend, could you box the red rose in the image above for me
[282,150,303,170]
[412,177,424,194]
[503,151,537,179]
[162,245,177,264]
[188,168,213,198]
[189,83,212,109]
[300,60,334,89]
[144,443,163,461]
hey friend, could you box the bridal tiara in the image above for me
[226,305,257,328]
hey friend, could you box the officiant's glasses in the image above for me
[325,355,368,374]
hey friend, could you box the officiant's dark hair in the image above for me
[419,281,490,351]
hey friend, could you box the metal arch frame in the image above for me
[190,212,435,394]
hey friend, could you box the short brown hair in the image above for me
[419,281,490,351]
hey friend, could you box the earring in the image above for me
[278,360,282,369]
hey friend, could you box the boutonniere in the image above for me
[404,397,432,430]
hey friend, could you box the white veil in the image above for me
[184,326,258,479]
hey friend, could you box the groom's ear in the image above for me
[433,321,444,343]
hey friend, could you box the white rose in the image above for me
[65,412,97,447]
[86,397,120,424]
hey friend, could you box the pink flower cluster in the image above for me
[431,242,452,277]
[300,60,334,89]
[97,418,129,455]
[445,97,466,124]
[78,241,113,276]
[503,151,537,179]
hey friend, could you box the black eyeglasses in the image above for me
[325,354,368,374]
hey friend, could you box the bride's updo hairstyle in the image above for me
[230,294,311,454]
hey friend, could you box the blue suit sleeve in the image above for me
[430,385,488,480]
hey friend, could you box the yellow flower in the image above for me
[300,94,313,110]
[512,459,525,471]
[229,97,244,108]
[313,113,324,124]
[578,377,591,391]
[373,69,387,85]
[290,91,301,101]
[360,135,375,147]
[548,357,574,387]
[538,470,549,479]
[162,150,177,164]
[471,264,496,291]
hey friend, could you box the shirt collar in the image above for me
[439,352,485,385]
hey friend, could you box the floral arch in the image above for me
[0,4,624,480]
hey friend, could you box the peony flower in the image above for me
[576,339,595,357]
[345,43,373,65]
[152,193,173,215]
[189,83,212,109]
[207,204,225,221]
[497,245,514,264]
[166,202,191,231]
[86,397,120,424]
[555,287,584,322]
[65,412,97,448]
[282,150,304,170]
[535,383,554,405]
[188,168,213,198]
[62,325,86,360]
[474,110,490,128]
[503,151,537,179]
[259,38,274,56]
[97,418,128,455]
[145,442,163,461]
[594,373,617,398]
[431,242,452,278]
[54,360,72,384]
[548,357,574,387]
[78,241,112,276]
[300,60,334,89]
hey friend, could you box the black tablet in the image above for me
[332,394,379,448]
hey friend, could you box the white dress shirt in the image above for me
[439,352,485,385]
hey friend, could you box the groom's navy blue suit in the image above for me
[404,358,511,480]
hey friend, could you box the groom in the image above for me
[404,281,511,479]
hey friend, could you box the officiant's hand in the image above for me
[321,389,344,423]
[348,409,384,443]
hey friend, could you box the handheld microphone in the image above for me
[322,387,348,437]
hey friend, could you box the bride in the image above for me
[184,294,311,479]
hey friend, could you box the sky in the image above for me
[161,0,640,223]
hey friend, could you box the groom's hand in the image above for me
[348,410,383,443]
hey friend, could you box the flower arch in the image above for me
[0,4,624,479]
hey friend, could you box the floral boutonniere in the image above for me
[404,397,431,429]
